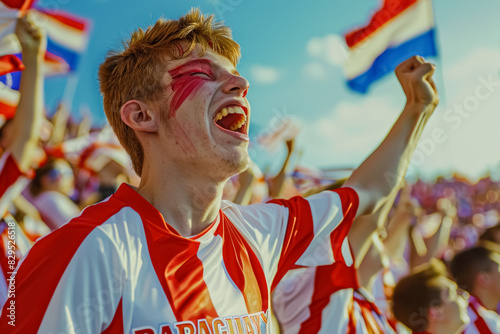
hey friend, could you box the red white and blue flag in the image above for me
[36,8,89,72]
[0,7,88,78]
[0,4,88,121]
[0,0,35,76]
[0,0,36,40]
[344,0,438,93]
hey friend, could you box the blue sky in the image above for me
[39,0,500,179]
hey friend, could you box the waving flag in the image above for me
[0,6,88,120]
[0,82,19,126]
[1,0,35,10]
[0,34,23,77]
[0,0,36,75]
[0,5,88,77]
[36,8,89,72]
[0,0,36,39]
[344,0,438,93]
[0,54,22,75]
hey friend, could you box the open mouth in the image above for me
[214,106,247,134]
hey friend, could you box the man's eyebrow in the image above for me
[231,69,240,76]
[170,59,213,74]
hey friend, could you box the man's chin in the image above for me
[228,153,251,176]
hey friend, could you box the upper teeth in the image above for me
[215,106,246,122]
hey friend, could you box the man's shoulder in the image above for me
[36,195,142,251]
[478,305,500,329]
[466,302,500,333]
[20,195,143,279]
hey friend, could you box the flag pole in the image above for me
[61,72,79,110]
[430,0,447,106]
[429,0,452,174]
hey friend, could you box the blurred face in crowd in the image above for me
[42,159,75,196]
[430,277,470,333]
[0,120,12,151]
[483,252,500,301]
[154,43,251,178]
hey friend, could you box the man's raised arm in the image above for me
[344,56,438,257]
[7,14,46,172]
[344,56,438,216]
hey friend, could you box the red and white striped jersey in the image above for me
[273,261,395,333]
[464,295,500,334]
[273,262,358,333]
[352,289,396,334]
[0,183,358,333]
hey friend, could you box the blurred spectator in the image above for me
[479,224,500,245]
[27,158,80,230]
[450,245,500,333]
[392,260,470,334]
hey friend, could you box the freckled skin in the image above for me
[170,118,197,156]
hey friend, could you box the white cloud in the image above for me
[443,47,500,101]
[410,47,500,179]
[303,62,327,80]
[250,65,280,84]
[305,34,348,67]
[446,48,500,83]
[298,97,401,167]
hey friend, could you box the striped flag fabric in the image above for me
[0,7,88,121]
[0,0,36,40]
[36,8,89,72]
[0,54,23,75]
[0,5,88,78]
[0,81,19,125]
[0,0,34,76]
[344,0,438,93]
[0,29,22,124]
[1,0,36,10]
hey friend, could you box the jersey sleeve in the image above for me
[478,307,500,333]
[0,218,125,333]
[225,187,358,289]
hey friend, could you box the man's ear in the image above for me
[476,271,491,288]
[428,305,445,322]
[121,100,159,133]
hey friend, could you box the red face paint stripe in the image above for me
[169,77,206,118]
[169,59,214,78]
[175,43,184,57]
[142,224,219,324]
[168,59,214,117]
[215,214,269,314]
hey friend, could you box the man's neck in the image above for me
[472,290,499,311]
[137,161,227,237]
[427,323,463,334]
